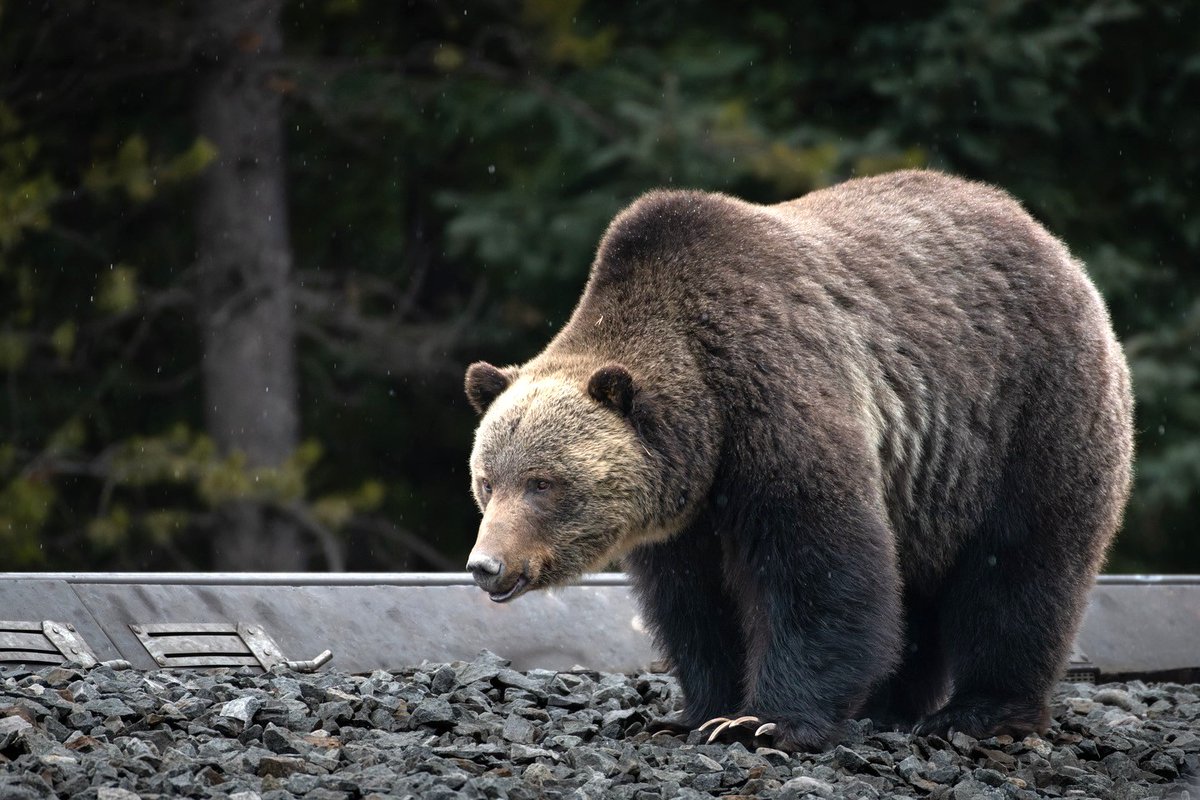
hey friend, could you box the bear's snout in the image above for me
[466,552,503,586]
[467,503,542,602]
[466,545,531,603]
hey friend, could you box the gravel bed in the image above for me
[2,652,1197,799]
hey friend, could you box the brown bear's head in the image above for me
[463,360,673,602]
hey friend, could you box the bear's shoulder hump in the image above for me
[593,190,755,283]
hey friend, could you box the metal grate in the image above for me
[130,622,274,669]
[1064,646,1099,683]
[0,620,98,667]
[129,622,330,672]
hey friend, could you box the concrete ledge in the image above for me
[1,573,1197,676]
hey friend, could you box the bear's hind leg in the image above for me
[916,343,1130,739]
[914,521,1096,738]
[858,593,949,730]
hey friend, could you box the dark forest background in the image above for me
[0,0,1196,573]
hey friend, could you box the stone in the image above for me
[502,714,538,744]
[833,744,871,771]
[84,697,136,718]
[568,747,618,776]
[409,697,455,729]
[496,669,543,692]
[1103,751,1141,780]
[0,662,1190,799]
[1143,751,1179,779]
[97,789,142,800]
[950,731,978,753]
[259,755,316,778]
[952,778,1004,800]
[780,775,834,798]
[430,664,457,695]
[1067,697,1096,714]
[220,696,261,725]
[685,753,723,773]
[0,713,33,745]
[546,693,590,710]
[262,724,298,754]
[1094,688,1144,713]
[523,762,557,785]
[974,767,1007,787]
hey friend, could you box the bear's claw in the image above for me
[699,715,776,744]
[646,714,692,736]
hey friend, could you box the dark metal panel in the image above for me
[0,621,42,631]
[0,632,56,651]
[1076,583,1200,674]
[0,651,62,663]
[73,581,656,673]
[159,656,261,668]
[0,579,123,662]
[138,622,244,633]
[142,634,247,656]
[1,573,1196,675]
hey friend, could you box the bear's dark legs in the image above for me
[858,593,948,730]
[624,520,745,726]
[914,530,1089,738]
[915,394,1124,741]
[723,486,903,750]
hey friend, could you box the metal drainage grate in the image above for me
[0,620,98,667]
[1064,647,1099,683]
[130,622,331,672]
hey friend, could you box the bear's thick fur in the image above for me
[464,170,1133,749]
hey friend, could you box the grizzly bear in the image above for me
[463,170,1133,750]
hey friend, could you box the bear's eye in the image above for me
[531,479,552,493]
[480,478,493,494]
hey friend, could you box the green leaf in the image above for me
[86,505,132,550]
[47,416,87,454]
[96,265,139,315]
[0,330,28,371]
[50,320,76,360]
[0,478,55,565]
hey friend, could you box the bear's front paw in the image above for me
[645,712,692,736]
[699,714,776,744]
[699,715,830,751]
[914,698,1049,740]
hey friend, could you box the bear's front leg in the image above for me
[623,517,746,727]
[719,466,904,751]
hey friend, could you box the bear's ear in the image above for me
[465,361,512,415]
[588,364,636,416]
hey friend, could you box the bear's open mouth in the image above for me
[488,571,530,603]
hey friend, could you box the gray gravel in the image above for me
[2,652,1197,799]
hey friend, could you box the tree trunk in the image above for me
[194,0,306,570]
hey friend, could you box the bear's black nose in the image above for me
[467,553,504,588]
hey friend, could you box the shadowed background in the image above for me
[0,0,1196,573]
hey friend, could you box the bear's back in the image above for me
[584,171,1104,363]
[770,170,1083,297]
[563,171,1128,582]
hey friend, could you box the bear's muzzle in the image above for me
[466,549,531,602]
[467,504,536,602]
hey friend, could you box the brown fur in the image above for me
[465,170,1134,749]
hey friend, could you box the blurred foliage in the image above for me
[0,0,1196,571]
